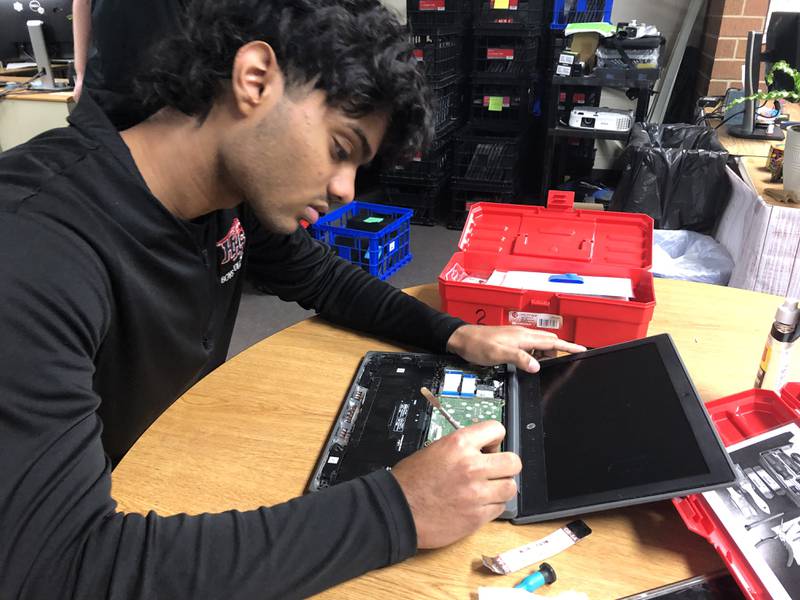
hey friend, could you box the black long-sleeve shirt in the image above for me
[0,96,464,599]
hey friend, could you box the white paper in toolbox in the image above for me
[485,270,634,299]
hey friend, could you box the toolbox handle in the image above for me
[546,190,575,211]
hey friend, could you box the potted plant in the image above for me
[726,60,800,107]
[727,61,800,196]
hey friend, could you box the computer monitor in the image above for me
[0,0,73,66]
[727,30,784,141]
[765,12,800,92]
[728,12,800,141]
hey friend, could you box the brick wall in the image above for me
[697,0,770,97]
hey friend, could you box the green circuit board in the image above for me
[426,395,505,443]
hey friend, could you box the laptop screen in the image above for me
[541,343,709,500]
[517,335,734,521]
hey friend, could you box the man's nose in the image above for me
[328,167,357,205]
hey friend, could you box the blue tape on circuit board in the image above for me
[442,370,463,395]
[460,374,478,397]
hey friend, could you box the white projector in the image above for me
[568,108,634,132]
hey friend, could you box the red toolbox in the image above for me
[438,191,656,348]
[674,382,800,600]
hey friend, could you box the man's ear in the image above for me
[230,41,284,117]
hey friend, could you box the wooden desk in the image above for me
[717,103,800,207]
[112,280,800,599]
[0,84,74,151]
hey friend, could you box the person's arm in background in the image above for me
[245,222,585,373]
[71,0,92,100]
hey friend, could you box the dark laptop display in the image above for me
[308,334,736,523]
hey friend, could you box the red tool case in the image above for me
[674,382,800,599]
[438,191,656,347]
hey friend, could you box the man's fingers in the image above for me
[552,339,587,354]
[473,502,510,524]
[508,340,586,373]
[506,326,587,355]
[524,328,557,339]
[525,335,587,355]
[480,450,522,478]
[482,438,503,454]
[458,419,507,450]
[514,348,539,373]
[477,477,518,505]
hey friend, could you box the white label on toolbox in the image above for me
[508,311,563,329]
[555,64,572,77]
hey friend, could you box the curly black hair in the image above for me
[135,0,433,163]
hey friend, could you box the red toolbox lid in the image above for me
[673,383,800,600]
[456,191,653,270]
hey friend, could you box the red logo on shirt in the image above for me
[217,218,246,266]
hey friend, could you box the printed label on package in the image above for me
[508,311,563,329]
[418,0,445,11]
[484,96,510,112]
[487,48,514,60]
[490,0,518,9]
[555,64,572,77]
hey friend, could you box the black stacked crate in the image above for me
[378,0,472,225]
[475,0,543,29]
[411,26,463,78]
[382,129,456,225]
[406,0,470,29]
[447,0,545,229]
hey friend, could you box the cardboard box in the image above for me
[568,32,600,70]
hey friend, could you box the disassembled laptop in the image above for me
[312,352,508,490]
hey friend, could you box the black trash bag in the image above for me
[609,123,731,233]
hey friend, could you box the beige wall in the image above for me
[382,0,406,22]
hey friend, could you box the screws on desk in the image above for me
[514,562,557,593]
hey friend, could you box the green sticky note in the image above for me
[488,96,504,112]
[364,216,384,223]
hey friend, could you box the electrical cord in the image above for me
[696,88,735,125]
[0,71,46,100]
[698,111,725,125]
[714,100,768,130]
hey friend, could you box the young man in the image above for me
[1,0,584,598]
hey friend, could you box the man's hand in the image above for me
[446,324,586,373]
[391,420,520,548]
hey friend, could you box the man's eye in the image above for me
[333,139,350,162]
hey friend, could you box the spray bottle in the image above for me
[754,298,800,390]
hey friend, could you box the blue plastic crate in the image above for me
[311,201,413,280]
[551,0,612,30]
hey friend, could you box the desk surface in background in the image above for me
[0,89,74,103]
[0,71,73,103]
[0,77,74,151]
[111,280,800,599]
[717,102,800,208]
